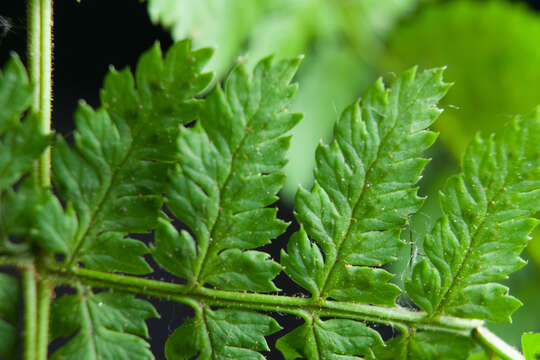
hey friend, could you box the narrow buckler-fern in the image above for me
[1,38,539,360]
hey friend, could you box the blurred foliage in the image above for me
[386,0,540,158]
[522,332,540,359]
[147,0,540,349]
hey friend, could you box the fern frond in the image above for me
[153,56,302,291]
[406,109,540,322]
[44,41,212,272]
[283,67,451,304]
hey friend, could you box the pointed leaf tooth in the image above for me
[281,227,325,298]
[152,217,197,282]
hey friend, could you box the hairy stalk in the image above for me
[48,267,484,333]
[47,266,526,357]
[36,279,53,360]
[27,0,54,358]
[22,267,36,360]
[28,0,53,187]
[473,327,524,360]
[51,267,526,358]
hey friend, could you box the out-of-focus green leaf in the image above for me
[283,43,373,198]
[386,0,540,158]
[336,0,419,62]
[522,332,540,360]
[147,0,262,75]
[0,180,48,254]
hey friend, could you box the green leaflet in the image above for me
[0,273,20,360]
[0,54,51,253]
[276,318,382,360]
[153,56,302,291]
[48,41,212,271]
[165,306,280,360]
[406,110,540,322]
[34,194,151,273]
[0,54,33,133]
[284,67,450,304]
[79,232,152,275]
[372,331,474,360]
[50,288,158,360]
[0,180,50,254]
[0,113,50,190]
[522,333,540,360]
[0,54,50,190]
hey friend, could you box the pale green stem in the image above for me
[28,0,53,187]
[22,267,37,360]
[27,0,54,358]
[474,327,525,360]
[51,267,483,334]
[48,267,526,357]
[36,279,53,360]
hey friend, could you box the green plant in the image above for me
[1,1,540,360]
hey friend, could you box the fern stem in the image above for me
[27,0,53,187]
[27,0,54,359]
[51,266,484,335]
[473,327,525,360]
[22,267,37,360]
[36,279,52,360]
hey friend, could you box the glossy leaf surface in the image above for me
[154,56,302,291]
[406,110,540,322]
[284,67,450,305]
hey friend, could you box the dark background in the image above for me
[1,0,540,359]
